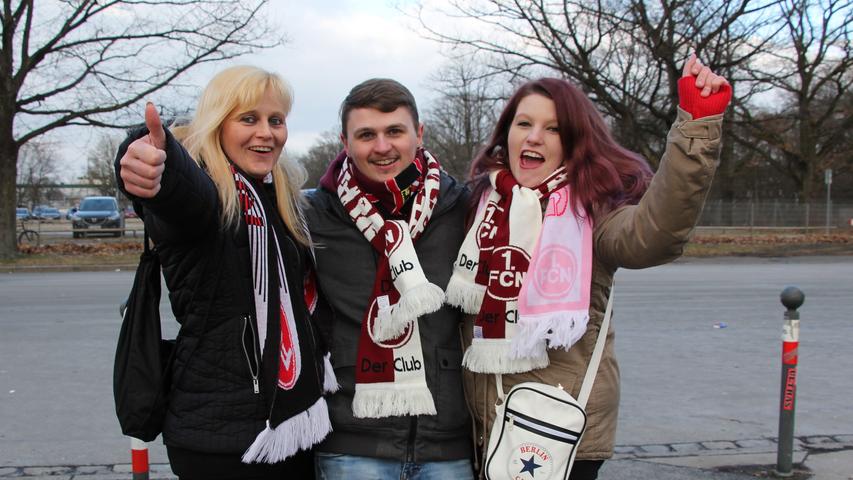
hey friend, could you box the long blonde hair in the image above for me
[172,65,309,245]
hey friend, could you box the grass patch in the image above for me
[3,231,852,270]
[3,240,143,269]
[686,231,853,257]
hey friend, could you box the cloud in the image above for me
[56,1,452,172]
[238,2,447,155]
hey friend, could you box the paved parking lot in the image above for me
[1,256,851,477]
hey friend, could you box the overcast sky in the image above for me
[59,0,453,180]
[244,0,449,153]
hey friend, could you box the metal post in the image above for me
[749,198,755,236]
[825,169,832,235]
[773,199,779,227]
[805,203,810,230]
[776,286,805,477]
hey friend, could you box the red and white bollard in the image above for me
[131,437,150,480]
[776,286,804,477]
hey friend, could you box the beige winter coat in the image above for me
[462,108,723,468]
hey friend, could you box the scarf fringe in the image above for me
[547,313,590,350]
[508,319,555,360]
[323,353,340,394]
[444,276,485,314]
[508,312,590,358]
[462,339,549,374]
[373,283,445,342]
[352,384,437,418]
[241,397,333,464]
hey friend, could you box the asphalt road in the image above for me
[1,257,851,468]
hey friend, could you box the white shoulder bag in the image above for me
[484,289,614,480]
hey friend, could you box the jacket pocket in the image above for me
[241,315,261,394]
[433,345,470,433]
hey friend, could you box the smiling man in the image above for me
[305,79,474,479]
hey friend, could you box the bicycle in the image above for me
[17,219,40,246]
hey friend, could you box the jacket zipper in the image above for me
[242,315,260,394]
[406,416,418,463]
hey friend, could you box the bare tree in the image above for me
[84,133,123,197]
[414,0,778,165]
[294,130,342,190]
[0,0,282,258]
[423,59,502,180]
[15,139,61,209]
[733,0,853,201]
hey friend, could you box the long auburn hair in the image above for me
[171,65,309,245]
[469,78,652,221]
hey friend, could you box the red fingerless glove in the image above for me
[678,76,732,119]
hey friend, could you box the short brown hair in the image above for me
[340,78,419,135]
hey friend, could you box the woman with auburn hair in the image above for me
[115,66,336,479]
[447,55,731,479]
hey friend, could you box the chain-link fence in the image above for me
[698,200,853,229]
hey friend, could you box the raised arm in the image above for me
[595,55,732,270]
[115,103,219,239]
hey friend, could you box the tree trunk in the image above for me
[799,102,817,202]
[1,17,17,260]
[0,123,19,259]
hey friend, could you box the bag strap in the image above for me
[566,286,614,478]
[492,286,615,410]
[577,286,614,408]
[143,225,151,254]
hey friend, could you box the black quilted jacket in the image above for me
[115,129,322,454]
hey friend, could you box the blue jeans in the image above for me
[315,452,474,480]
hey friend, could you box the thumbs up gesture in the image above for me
[120,102,167,198]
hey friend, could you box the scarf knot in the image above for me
[495,170,518,196]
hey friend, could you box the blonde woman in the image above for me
[116,66,336,479]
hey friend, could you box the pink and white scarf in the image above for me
[335,150,445,418]
[446,168,593,374]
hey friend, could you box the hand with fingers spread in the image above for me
[120,103,167,198]
[679,53,732,119]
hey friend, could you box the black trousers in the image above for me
[167,445,314,480]
[569,460,605,480]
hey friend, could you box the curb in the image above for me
[612,434,853,460]
[0,264,137,274]
[3,435,850,478]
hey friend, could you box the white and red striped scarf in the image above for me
[446,168,594,374]
[231,167,337,463]
[335,150,445,418]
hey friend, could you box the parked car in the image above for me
[123,205,138,219]
[16,207,30,220]
[70,196,125,238]
[65,207,78,220]
[32,205,62,221]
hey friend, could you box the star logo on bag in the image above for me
[507,443,553,479]
[519,455,542,476]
